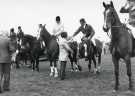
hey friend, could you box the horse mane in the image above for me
[111,7,121,25]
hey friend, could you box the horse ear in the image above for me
[110,1,114,8]
[43,24,46,28]
[103,2,107,8]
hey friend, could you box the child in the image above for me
[58,32,73,80]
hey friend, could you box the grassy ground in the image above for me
[1,54,135,96]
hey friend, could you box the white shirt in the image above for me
[58,38,70,61]
[52,22,64,36]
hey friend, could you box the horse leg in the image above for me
[92,55,97,74]
[36,58,39,72]
[112,56,119,91]
[88,58,92,72]
[76,59,82,71]
[50,61,54,76]
[70,61,74,72]
[30,56,34,71]
[15,56,20,69]
[0,64,4,93]
[97,52,102,73]
[54,60,58,78]
[125,58,133,90]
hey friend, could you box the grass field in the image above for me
[1,54,135,96]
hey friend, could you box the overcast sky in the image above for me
[0,0,127,42]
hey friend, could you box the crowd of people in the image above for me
[0,15,96,93]
[1,0,135,92]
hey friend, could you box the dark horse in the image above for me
[40,25,59,77]
[103,1,135,91]
[17,34,46,71]
[68,41,82,72]
[31,38,46,71]
[16,34,36,68]
[78,39,101,73]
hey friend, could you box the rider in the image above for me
[17,26,24,45]
[120,0,135,37]
[70,18,96,58]
[10,28,16,41]
[52,16,64,41]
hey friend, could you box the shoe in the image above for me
[4,88,10,92]
[0,87,3,93]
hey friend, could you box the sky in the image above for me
[0,0,128,42]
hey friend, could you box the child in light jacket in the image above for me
[58,32,73,80]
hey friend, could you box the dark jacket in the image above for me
[73,24,95,38]
[0,36,15,63]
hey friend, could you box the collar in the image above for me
[84,24,87,28]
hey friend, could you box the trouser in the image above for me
[59,61,66,80]
[81,38,97,57]
[0,63,11,91]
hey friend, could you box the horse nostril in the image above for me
[103,26,109,32]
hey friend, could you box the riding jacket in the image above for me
[73,24,95,40]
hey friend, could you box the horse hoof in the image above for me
[50,72,54,77]
[70,69,74,72]
[75,69,79,72]
[112,89,117,93]
[89,70,93,73]
[94,68,98,74]
[54,73,58,78]
[128,87,133,91]
[96,71,100,74]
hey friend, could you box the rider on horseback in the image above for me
[17,26,24,41]
[70,18,96,58]
[10,28,16,41]
[120,0,135,37]
[120,0,135,53]
[52,16,64,41]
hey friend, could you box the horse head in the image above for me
[40,24,51,46]
[103,1,121,33]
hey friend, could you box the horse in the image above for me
[103,1,135,91]
[40,25,59,77]
[68,41,82,72]
[16,34,36,68]
[31,38,46,71]
[94,38,103,71]
[78,39,98,73]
